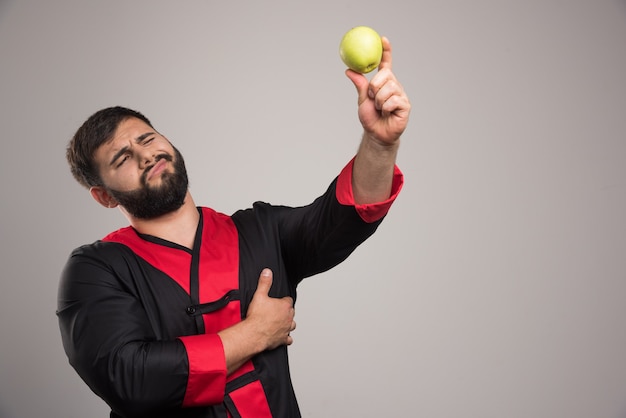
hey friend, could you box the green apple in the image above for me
[339,26,383,74]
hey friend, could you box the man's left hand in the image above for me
[345,36,411,147]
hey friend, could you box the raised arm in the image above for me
[345,36,411,204]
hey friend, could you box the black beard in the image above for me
[106,147,189,220]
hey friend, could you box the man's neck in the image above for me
[123,191,200,250]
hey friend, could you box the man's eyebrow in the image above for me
[108,132,155,166]
[135,132,155,143]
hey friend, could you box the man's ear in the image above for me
[90,186,118,208]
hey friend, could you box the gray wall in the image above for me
[1,1,625,417]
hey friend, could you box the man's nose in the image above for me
[137,149,156,168]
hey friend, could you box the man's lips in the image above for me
[147,158,168,180]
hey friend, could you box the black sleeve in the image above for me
[56,243,189,417]
[280,178,384,280]
[233,178,384,286]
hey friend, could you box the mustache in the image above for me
[141,153,173,184]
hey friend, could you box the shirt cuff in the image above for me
[178,334,227,407]
[336,157,404,223]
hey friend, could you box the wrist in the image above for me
[362,131,400,153]
[218,319,266,374]
[357,132,399,167]
[238,317,268,354]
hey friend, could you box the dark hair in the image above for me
[66,106,153,188]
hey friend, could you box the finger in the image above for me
[345,69,370,105]
[378,36,392,71]
[282,296,295,311]
[255,268,273,295]
[380,94,410,120]
[372,78,402,111]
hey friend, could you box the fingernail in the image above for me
[262,268,271,276]
[368,89,375,99]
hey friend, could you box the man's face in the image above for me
[93,117,189,219]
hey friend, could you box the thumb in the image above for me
[255,268,273,295]
[345,69,370,105]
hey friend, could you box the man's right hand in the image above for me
[246,269,296,349]
[218,268,296,374]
